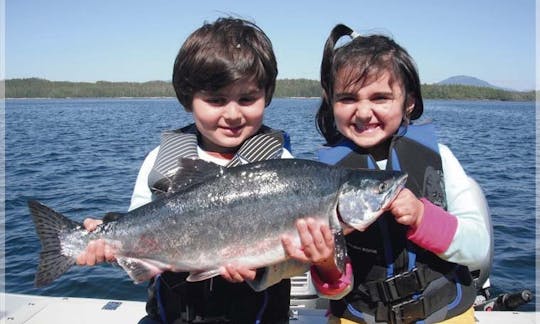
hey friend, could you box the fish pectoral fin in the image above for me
[186,269,221,282]
[116,257,170,284]
[333,230,347,274]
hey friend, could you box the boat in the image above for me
[2,292,537,324]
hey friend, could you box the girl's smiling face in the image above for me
[332,68,414,160]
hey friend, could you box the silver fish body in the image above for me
[29,158,407,287]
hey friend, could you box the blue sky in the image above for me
[3,0,538,90]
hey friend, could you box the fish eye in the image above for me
[378,182,388,192]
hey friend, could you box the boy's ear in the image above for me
[405,95,416,116]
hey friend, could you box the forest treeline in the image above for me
[3,78,537,101]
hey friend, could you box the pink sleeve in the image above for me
[310,257,353,298]
[407,198,458,254]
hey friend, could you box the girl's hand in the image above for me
[220,265,257,283]
[76,218,116,266]
[387,188,424,229]
[283,218,335,265]
[282,218,341,282]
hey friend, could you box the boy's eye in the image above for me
[238,97,257,105]
[206,97,226,106]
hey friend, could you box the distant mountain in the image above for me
[437,75,503,90]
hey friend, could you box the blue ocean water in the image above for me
[4,98,536,310]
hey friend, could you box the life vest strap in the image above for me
[372,278,460,324]
[366,267,427,303]
[383,296,427,324]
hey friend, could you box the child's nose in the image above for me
[223,102,241,119]
[354,103,373,121]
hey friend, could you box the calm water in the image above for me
[4,98,536,310]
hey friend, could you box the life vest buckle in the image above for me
[389,296,426,324]
[378,267,426,303]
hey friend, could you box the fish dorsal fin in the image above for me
[168,158,225,194]
[102,212,126,223]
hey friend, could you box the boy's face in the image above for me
[192,78,266,154]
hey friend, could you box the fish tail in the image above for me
[28,200,81,287]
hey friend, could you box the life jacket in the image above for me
[145,123,292,324]
[318,123,477,324]
[148,123,291,195]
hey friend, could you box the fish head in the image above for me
[337,171,408,231]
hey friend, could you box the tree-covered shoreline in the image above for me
[3,78,536,101]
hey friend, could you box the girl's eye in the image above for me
[372,94,392,104]
[336,96,356,104]
[372,98,388,104]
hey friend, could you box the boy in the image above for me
[79,17,305,323]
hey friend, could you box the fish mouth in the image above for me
[337,173,409,232]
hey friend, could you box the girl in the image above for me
[284,24,490,324]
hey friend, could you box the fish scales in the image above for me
[28,158,407,287]
[103,161,344,268]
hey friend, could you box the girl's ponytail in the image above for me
[317,24,357,145]
[320,24,355,98]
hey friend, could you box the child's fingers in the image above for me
[321,224,335,247]
[94,239,105,263]
[221,264,256,283]
[104,244,116,262]
[83,218,103,231]
[295,219,311,244]
[76,252,87,266]
[84,241,97,266]
[306,218,324,248]
[306,218,334,251]
[219,266,233,281]
[281,234,309,263]
[236,266,257,281]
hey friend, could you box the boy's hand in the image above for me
[83,218,103,231]
[76,218,116,266]
[386,188,424,229]
[220,264,257,283]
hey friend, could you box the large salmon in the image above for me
[29,158,407,287]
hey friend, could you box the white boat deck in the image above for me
[2,293,146,324]
[1,293,537,324]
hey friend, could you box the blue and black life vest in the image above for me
[319,123,476,324]
[144,124,292,324]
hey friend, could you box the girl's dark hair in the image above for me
[172,18,278,111]
[316,24,424,145]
